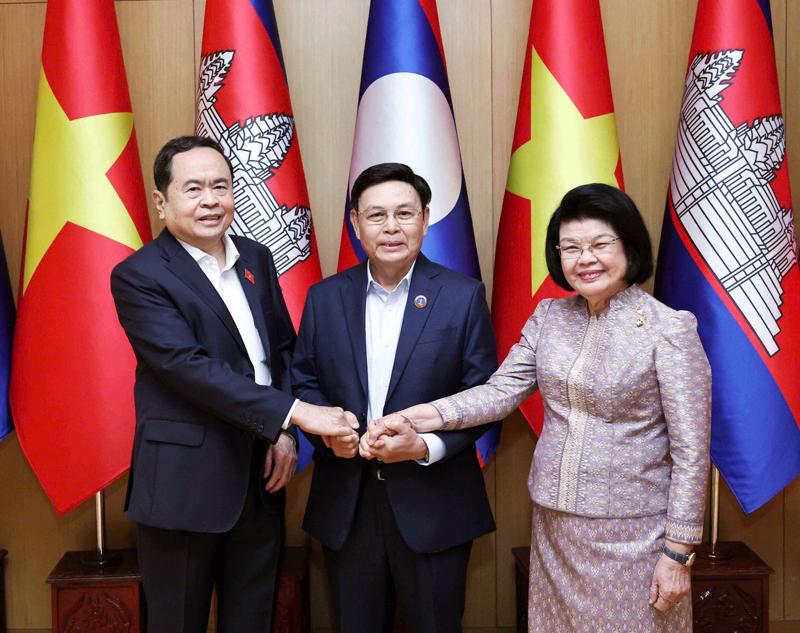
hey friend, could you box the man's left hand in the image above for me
[264,432,297,493]
[359,417,427,463]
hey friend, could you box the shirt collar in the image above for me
[366,259,416,296]
[177,233,240,272]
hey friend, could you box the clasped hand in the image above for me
[291,401,359,438]
[358,413,427,462]
[321,412,427,462]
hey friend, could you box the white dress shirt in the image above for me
[365,262,445,465]
[178,234,296,429]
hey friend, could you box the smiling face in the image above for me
[153,146,234,255]
[350,179,429,287]
[559,217,628,313]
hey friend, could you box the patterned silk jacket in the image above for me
[433,285,711,544]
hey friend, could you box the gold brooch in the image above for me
[634,306,645,327]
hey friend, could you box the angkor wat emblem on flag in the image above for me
[670,49,796,355]
[196,50,312,276]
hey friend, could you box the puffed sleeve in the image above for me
[432,299,553,430]
[655,311,712,544]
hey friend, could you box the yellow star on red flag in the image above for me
[24,71,144,292]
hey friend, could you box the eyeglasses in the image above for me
[358,207,424,225]
[556,237,620,260]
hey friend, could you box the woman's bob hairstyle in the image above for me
[544,183,654,292]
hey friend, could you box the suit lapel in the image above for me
[235,248,271,362]
[341,263,369,400]
[158,230,248,355]
[386,256,440,402]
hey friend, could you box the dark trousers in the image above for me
[324,465,472,633]
[137,467,284,633]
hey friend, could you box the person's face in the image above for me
[558,218,628,308]
[153,147,234,252]
[350,180,429,274]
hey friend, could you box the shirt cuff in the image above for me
[282,399,299,430]
[416,433,446,466]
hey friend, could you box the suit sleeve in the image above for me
[111,260,295,444]
[290,288,336,457]
[430,282,499,462]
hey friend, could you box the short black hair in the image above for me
[153,135,234,196]
[544,183,654,291]
[350,163,432,210]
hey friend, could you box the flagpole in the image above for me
[705,464,730,561]
[81,489,121,567]
[711,465,719,547]
[95,490,107,558]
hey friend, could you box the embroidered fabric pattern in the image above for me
[558,316,602,512]
[430,286,711,537]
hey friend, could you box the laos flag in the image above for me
[197,0,323,471]
[654,0,800,513]
[337,0,500,465]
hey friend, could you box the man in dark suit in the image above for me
[111,136,357,633]
[292,163,497,633]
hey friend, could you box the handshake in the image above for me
[292,403,444,463]
[289,402,424,462]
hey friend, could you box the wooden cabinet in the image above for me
[691,541,773,633]
[47,549,142,633]
[48,546,312,633]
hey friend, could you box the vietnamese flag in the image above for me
[10,0,152,513]
[492,0,624,434]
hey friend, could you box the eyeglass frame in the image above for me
[355,205,427,226]
[555,236,622,260]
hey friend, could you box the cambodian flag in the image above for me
[197,0,322,471]
[337,0,500,465]
[654,0,799,513]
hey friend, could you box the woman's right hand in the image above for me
[367,403,443,446]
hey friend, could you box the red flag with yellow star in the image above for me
[10,0,152,513]
[492,0,623,434]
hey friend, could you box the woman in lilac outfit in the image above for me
[366,184,711,632]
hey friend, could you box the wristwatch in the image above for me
[662,545,696,567]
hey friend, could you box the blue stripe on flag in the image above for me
[756,0,773,35]
[655,211,800,513]
[249,0,287,77]
[422,182,481,280]
[295,429,314,472]
[359,0,452,105]
[0,236,15,442]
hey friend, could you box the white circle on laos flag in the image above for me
[349,72,462,226]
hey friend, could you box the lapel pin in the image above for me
[634,306,645,327]
[414,295,427,309]
[244,268,255,285]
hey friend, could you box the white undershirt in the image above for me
[178,235,296,430]
[365,262,445,465]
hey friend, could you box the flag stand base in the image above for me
[701,540,734,563]
[80,549,123,569]
[47,548,142,633]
